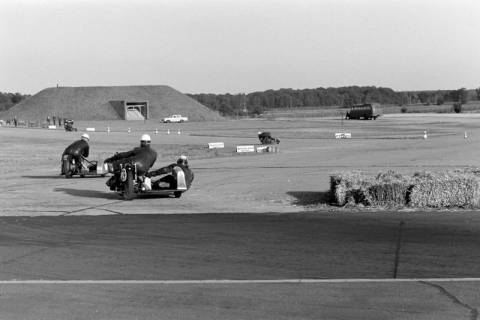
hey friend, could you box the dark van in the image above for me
[345,103,381,120]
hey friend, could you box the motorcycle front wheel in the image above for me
[63,158,73,178]
[123,170,136,200]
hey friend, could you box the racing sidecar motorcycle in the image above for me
[61,155,107,178]
[106,163,188,200]
[258,131,280,144]
[64,119,77,132]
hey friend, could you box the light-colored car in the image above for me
[163,114,188,123]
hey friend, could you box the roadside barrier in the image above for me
[236,145,255,153]
[335,132,352,139]
[256,145,279,153]
[208,142,224,149]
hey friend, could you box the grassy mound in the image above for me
[330,169,480,208]
[0,86,223,122]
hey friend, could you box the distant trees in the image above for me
[453,102,462,113]
[189,86,468,117]
[436,96,444,105]
[451,88,468,104]
[0,92,30,112]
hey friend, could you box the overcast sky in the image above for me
[1,0,479,95]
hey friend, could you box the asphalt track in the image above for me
[2,116,480,319]
[0,212,479,319]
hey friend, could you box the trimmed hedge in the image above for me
[330,169,480,208]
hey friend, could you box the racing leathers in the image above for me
[62,139,89,173]
[105,144,157,176]
[147,162,194,190]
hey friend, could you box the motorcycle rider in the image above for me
[105,134,157,189]
[146,155,194,190]
[61,133,90,174]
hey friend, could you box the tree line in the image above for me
[0,92,30,112]
[1,87,478,118]
[189,86,479,117]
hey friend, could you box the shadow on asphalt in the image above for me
[23,175,105,179]
[22,175,65,179]
[54,187,174,200]
[287,191,332,206]
[54,187,120,200]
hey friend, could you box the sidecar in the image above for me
[148,166,188,198]
[61,155,107,178]
[108,164,188,200]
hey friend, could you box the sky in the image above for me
[1,0,479,95]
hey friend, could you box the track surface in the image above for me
[0,212,479,319]
[1,212,480,280]
[2,115,480,319]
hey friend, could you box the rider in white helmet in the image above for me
[61,133,91,174]
[105,134,158,188]
[140,133,151,147]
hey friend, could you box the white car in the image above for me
[163,115,188,123]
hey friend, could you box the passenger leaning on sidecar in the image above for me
[61,133,90,174]
[104,134,157,189]
[146,155,194,190]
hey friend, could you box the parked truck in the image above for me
[163,114,188,123]
[345,104,381,120]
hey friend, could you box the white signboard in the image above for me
[256,145,279,153]
[208,142,225,149]
[335,133,352,139]
[48,125,57,130]
[86,127,96,132]
[236,145,255,153]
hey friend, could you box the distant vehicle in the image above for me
[345,104,381,120]
[163,115,188,123]
[258,131,280,144]
[64,119,77,131]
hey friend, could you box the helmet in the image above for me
[140,134,151,143]
[81,133,90,141]
[177,155,188,165]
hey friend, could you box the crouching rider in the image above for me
[146,155,194,190]
[104,134,157,189]
[61,133,90,174]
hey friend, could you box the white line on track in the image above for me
[1,278,479,284]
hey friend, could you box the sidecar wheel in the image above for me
[174,191,182,198]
